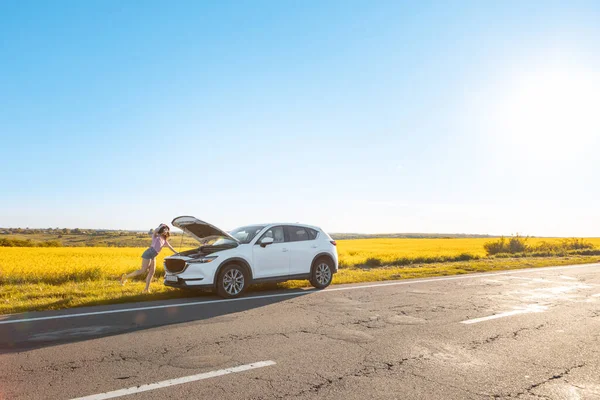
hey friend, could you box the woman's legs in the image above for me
[143,258,156,293]
[121,258,151,284]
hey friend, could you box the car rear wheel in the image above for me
[217,264,247,298]
[310,258,333,289]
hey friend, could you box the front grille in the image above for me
[165,259,186,273]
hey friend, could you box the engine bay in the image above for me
[177,243,238,258]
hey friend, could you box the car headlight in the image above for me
[189,256,218,264]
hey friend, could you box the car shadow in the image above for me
[0,287,315,354]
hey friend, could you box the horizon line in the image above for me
[1,227,598,239]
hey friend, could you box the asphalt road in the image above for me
[1,263,600,399]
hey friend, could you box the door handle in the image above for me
[282,248,288,252]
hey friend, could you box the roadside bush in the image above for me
[0,238,33,247]
[567,249,600,256]
[390,257,412,266]
[530,238,594,253]
[365,257,382,267]
[490,248,600,259]
[484,235,529,255]
[559,238,594,250]
[491,252,528,259]
[483,237,508,255]
[357,253,479,268]
[456,252,477,261]
[38,240,62,247]
[0,238,62,247]
[508,235,528,253]
[485,235,595,256]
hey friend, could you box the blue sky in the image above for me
[1,1,599,236]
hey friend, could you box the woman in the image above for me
[121,223,178,293]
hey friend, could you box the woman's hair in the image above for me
[157,225,170,239]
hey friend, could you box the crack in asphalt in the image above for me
[32,350,175,375]
[511,324,548,339]
[470,324,548,349]
[496,363,587,399]
[7,271,600,400]
[281,354,428,398]
[402,369,489,398]
[213,332,291,346]
[252,376,277,393]
[470,334,501,348]
[24,323,377,376]
[344,316,386,329]
[246,354,430,399]
[115,375,136,380]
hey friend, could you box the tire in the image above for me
[217,264,248,298]
[310,258,333,289]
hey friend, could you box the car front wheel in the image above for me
[310,258,333,289]
[217,264,247,298]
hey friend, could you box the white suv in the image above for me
[163,216,339,298]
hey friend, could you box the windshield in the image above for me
[211,225,266,246]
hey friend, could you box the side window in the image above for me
[257,226,285,244]
[307,228,318,240]
[286,226,310,242]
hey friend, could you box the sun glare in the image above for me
[485,63,600,161]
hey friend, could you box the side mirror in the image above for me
[260,237,274,247]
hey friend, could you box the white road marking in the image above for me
[505,276,546,281]
[461,304,548,324]
[70,360,276,400]
[505,276,564,284]
[560,275,578,280]
[0,263,598,326]
[484,275,595,286]
[535,284,592,294]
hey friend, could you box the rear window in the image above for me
[307,228,318,240]
[286,226,310,242]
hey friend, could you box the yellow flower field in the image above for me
[336,237,600,267]
[2,237,600,285]
[337,238,488,266]
[1,237,600,314]
[0,247,175,285]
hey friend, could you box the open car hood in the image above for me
[171,216,239,244]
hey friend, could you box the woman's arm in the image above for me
[166,241,177,253]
